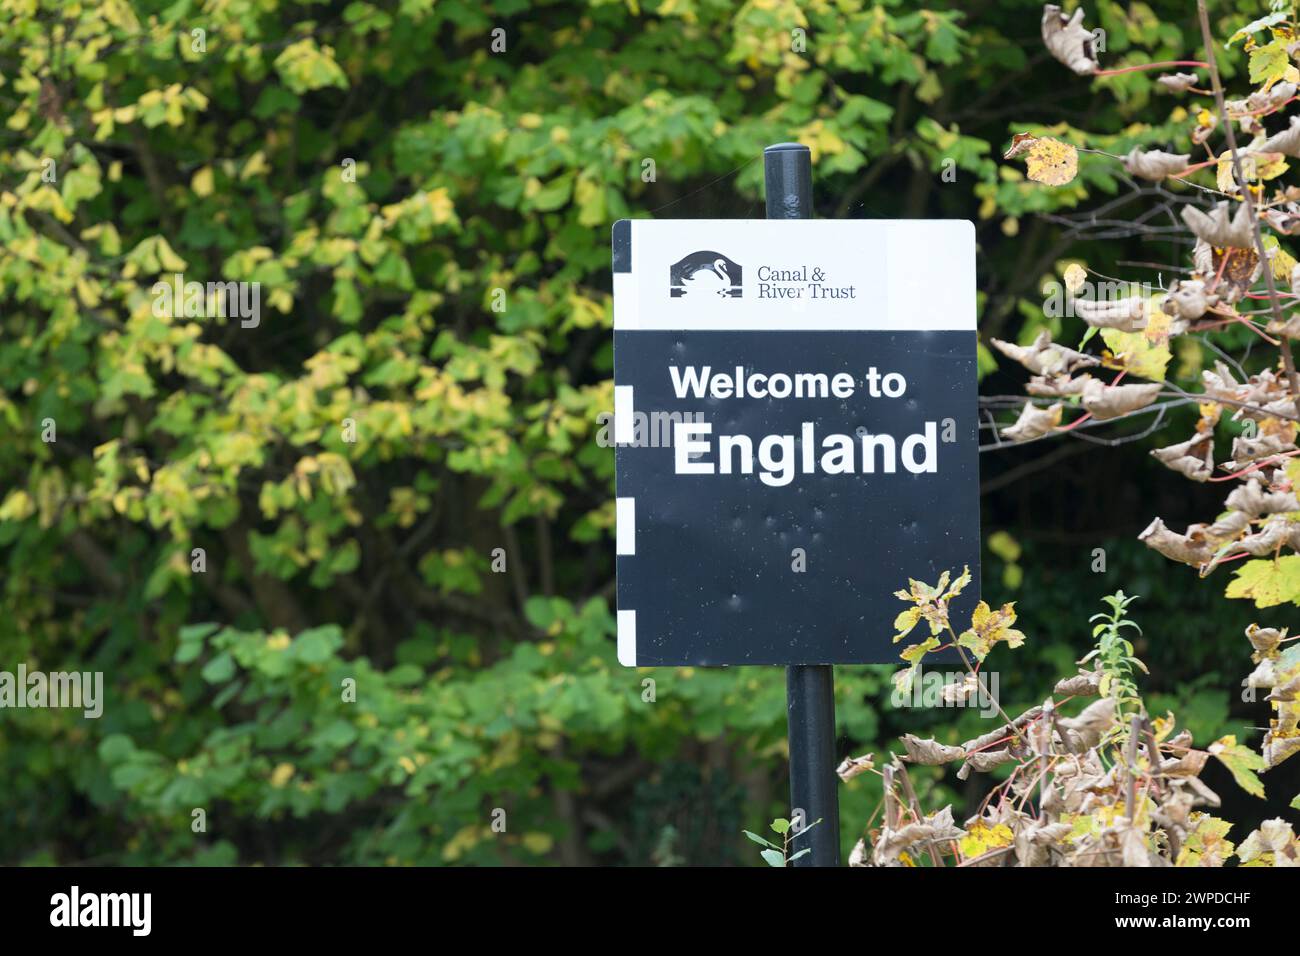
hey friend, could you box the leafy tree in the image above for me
[0,0,1292,866]
[854,571,1297,866]
[948,0,1300,857]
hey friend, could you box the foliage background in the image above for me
[0,0,1297,865]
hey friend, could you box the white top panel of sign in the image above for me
[613,219,975,332]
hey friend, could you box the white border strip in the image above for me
[616,497,636,555]
[613,272,639,330]
[614,386,635,445]
[617,610,637,666]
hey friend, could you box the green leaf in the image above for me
[1211,736,1266,799]
[1248,39,1290,86]
[291,626,344,664]
[743,830,778,850]
[760,848,786,867]
[988,530,1021,563]
[175,637,205,664]
[98,734,136,763]
[274,39,349,93]
[770,818,791,835]
[179,622,219,643]
[200,651,236,684]
[531,174,573,212]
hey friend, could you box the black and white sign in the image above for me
[612,219,981,666]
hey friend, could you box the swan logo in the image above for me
[669,251,742,298]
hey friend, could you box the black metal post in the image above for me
[763,142,841,867]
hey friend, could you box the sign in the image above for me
[612,219,981,666]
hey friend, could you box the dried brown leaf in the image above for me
[836,753,875,782]
[1181,201,1256,250]
[1157,72,1199,94]
[1256,115,1300,158]
[1054,669,1102,697]
[1080,379,1162,420]
[1139,517,1213,567]
[1224,481,1300,516]
[899,733,964,766]
[1123,147,1191,180]
[1041,4,1100,76]
[1056,697,1117,751]
[1225,430,1295,470]
[1247,623,1286,660]
[990,330,1098,375]
[1151,434,1214,482]
[1000,401,1062,442]
[957,748,1018,780]
[1162,278,1216,321]
[1073,295,1148,331]
[1026,372,1094,397]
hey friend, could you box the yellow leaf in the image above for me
[1225,555,1300,608]
[1063,263,1087,293]
[1265,235,1298,280]
[522,832,553,854]
[944,565,972,600]
[1176,813,1235,867]
[1220,152,1290,191]
[893,606,923,640]
[240,150,269,181]
[1255,153,1289,181]
[899,636,939,663]
[154,236,188,273]
[0,490,34,522]
[957,601,1025,661]
[428,188,454,225]
[75,277,101,307]
[191,166,214,197]
[1025,138,1078,186]
[960,820,1014,859]
[441,825,485,862]
[1273,245,1297,281]
[1100,320,1172,381]
[1151,712,1176,742]
[988,531,1021,565]
[1216,157,1237,193]
[270,763,295,788]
